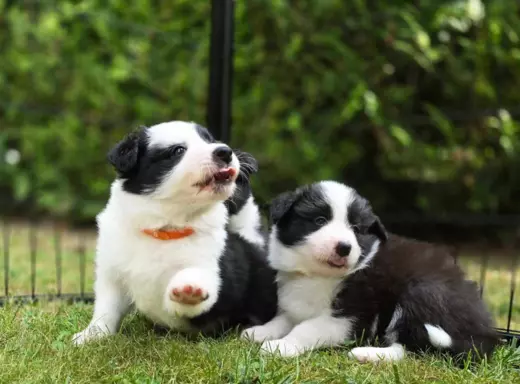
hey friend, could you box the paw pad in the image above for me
[169,284,208,305]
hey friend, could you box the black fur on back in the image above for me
[333,234,500,361]
[188,232,278,335]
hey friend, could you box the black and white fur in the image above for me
[73,121,277,344]
[225,150,265,249]
[242,181,499,363]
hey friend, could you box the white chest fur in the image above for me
[277,274,343,324]
[97,226,225,329]
[94,191,228,330]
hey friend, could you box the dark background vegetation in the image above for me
[1,0,519,244]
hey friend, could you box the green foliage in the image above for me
[1,0,519,220]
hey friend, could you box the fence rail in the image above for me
[1,214,518,342]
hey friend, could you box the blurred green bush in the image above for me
[0,0,519,221]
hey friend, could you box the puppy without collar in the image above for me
[242,181,498,363]
[73,121,276,345]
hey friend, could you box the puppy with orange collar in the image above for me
[73,121,277,344]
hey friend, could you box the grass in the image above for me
[1,303,520,383]
[1,220,520,383]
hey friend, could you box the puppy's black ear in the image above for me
[107,127,145,174]
[270,190,300,225]
[235,149,259,178]
[366,215,388,242]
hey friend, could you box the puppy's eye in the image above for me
[314,217,328,226]
[171,146,186,156]
[352,225,360,234]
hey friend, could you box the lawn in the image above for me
[1,220,520,383]
[1,303,520,384]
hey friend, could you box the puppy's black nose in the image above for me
[213,146,233,164]
[335,242,351,257]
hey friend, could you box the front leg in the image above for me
[73,271,131,345]
[261,315,352,357]
[241,313,293,342]
[164,267,220,318]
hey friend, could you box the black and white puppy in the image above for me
[73,121,277,344]
[242,180,499,363]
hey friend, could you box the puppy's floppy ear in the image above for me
[270,190,300,225]
[235,149,259,178]
[353,195,389,242]
[107,126,146,174]
[365,215,388,243]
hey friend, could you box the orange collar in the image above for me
[142,227,195,240]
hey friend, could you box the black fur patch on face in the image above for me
[272,184,333,247]
[195,124,215,144]
[342,192,388,265]
[107,127,188,195]
[348,193,388,243]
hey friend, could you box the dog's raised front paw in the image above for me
[165,267,219,318]
[260,339,303,358]
[169,284,208,305]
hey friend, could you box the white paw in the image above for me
[260,339,303,357]
[348,347,379,363]
[72,325,110,346]
[348,345,405,363]
[164,268,219,318]
[241,325,278,342]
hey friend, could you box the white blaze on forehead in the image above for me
[147,121,206,148]
[319,181,356,222]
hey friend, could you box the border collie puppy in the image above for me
[242,181,499,363]
[73,121,277,345]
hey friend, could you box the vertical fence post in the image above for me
[54,225,62,298]
[2,220,10,297]
[207,0,235,142]
[29,223,38,300]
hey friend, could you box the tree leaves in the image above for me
[0,0,519,219]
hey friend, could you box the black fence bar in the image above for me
[207,0,235,142]
[29,223,37,298]
[506,254,518,333]
[54,225,62,297]
[2,220,9,297]
[78,234,86,299]
[479,252,490,298]
[498,328,520,343]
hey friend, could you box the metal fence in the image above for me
[0,0,519,343]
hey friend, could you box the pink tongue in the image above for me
[328,257,347,267]
[214,168,236,181]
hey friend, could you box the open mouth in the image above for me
[194,167,237,190]
[326,257,348,269]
